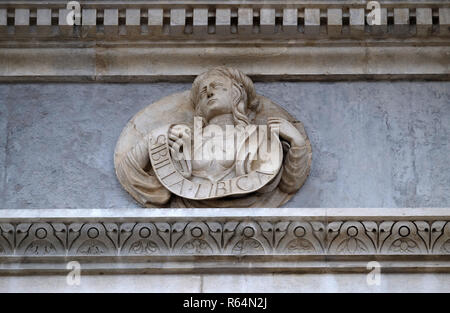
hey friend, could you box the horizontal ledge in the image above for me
[1,74,450,83]
[1,256,450,275]
[0,208,449,220]
[0,45,449,81]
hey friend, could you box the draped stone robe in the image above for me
[116,122,310,208]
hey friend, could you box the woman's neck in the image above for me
[207,114,234,128]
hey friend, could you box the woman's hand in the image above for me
[268,117,305,148]
[168,124,192,178]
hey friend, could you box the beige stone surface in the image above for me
[0,273,448,293]
[201,273,450,293]
[416,8,433,36]
[170,9,186,35]
[0,274,202,293]
[349,8,365,36]
[104,9,119,38]
[193,8,208,34]
[327,8,342,36]
[282,8,298,34]
[394,8,410,35]
[304,8,320,36]
[1,45,448,82]
[260,8,275,34]
[216,8,230,35]
[0,9,6,26]
[238,8,253,35]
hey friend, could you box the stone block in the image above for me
[394,8,410,36]
[216,8,230,35]
[104,9,119,38]
[439,8,450,36]
[0,9,7,36]
[81,9,96,38]
[416,8,433,36]
[148,9,163,35]
[282,8,297,35]
[260,8,275,34]
[14,9,29,36]
[238,8,253,35]
[327,8,342,36]
[59,9,74,36]
[170,9,185,35]
[193,8,208,35]
[36,9,52,37]
[0,9,6,26]
[349,8,365,36]
[304,8,320,36]
[126,9,141,37]
[368,8,387,35]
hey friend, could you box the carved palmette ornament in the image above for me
[172,222,221,254]
[223,222,272,255]
[120,223,169,255]
[379,221,429,254]
[327,221,377,254]
[276,221,324,254]
[68,223,118,256]
[16,223,66,256]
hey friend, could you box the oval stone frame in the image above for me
[114,90,312,208]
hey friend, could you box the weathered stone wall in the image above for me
[0,81,448,209]
[1,273,450,293]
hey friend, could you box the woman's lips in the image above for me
[207,98,217,105]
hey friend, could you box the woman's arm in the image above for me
[268,117,312,193]
[116,135,171,206]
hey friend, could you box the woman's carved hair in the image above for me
[191,67,260,126]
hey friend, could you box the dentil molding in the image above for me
[0,0,449,81]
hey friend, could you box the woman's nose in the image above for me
[207,85,214,98]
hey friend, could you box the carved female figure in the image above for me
[115,67,311,207]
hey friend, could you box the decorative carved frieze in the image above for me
[0,215,449,257]
[1,209,449,274]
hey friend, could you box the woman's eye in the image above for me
[211,82,223,89]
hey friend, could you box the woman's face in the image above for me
[196,75,234,122]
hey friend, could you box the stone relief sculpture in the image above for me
[114,67,312,207]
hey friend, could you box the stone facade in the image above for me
[0,0,449,81]
[0,0,449,292]
[1,82,448,209]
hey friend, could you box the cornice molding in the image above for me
[0,0,449,81]
[0,208,449,274]
[1,1,449,41]
[1,45,449,82]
